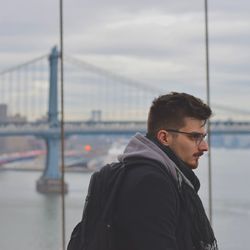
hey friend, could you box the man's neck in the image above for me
[146,134,200,192]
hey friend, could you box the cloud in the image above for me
[0,0,249,120]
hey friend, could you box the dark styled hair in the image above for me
[147,92,212,136]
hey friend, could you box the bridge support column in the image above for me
[36,46,68,194]
[36,136,68,193]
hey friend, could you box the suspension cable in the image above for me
[204,0,213,224]
[64,55,162,95]
[0,55,48,75]
[59,0,66,249]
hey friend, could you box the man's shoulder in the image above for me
[125,157,173,176]
[116,158,181,219]
[123,158,179,192]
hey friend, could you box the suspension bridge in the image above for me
[0,46,250,192]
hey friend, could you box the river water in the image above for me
[0,148,249,250]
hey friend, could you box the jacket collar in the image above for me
[146,134,200,192]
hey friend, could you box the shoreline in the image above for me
[0,165,94,173]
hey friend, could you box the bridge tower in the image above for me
[36,46,68,193]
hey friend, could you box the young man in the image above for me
[114,92,218,250]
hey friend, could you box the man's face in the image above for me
[167,117,208,169]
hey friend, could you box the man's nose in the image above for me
[199,139,209,151]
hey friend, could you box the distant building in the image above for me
[0,104,26,123]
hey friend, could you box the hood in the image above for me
[118,132,179,182]
[118,133,195,189]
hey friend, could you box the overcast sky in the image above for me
[0,0,250,120]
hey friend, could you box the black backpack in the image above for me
[67,162,127,250]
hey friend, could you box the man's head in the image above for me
[147,92,212,169]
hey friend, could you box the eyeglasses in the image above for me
[166,129,207,146]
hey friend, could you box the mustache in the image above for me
[193,152,203,157]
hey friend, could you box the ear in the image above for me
[156,130,171,146]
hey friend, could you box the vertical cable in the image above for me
[32,63,36,121]
[0,75,1,104]
[103,74,108,121]
[0,75,4,108]
[59,0,66,249]
[9,73,13,117]
[125,80,130,121]
[43,58,48,120]
[204,0,212,224]
[24,66,28,120]
[16,69,19,118]
[27,64,31,121]
[34,60,39,120]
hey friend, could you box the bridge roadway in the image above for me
[1,120,250,136]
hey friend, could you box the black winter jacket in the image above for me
[113,133,200,250]
[114,161,195,250]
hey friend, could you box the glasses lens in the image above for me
[197,134,207,145]
[189,133,206,145]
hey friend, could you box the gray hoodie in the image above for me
[118,132,194,190]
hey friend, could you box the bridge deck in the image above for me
[1,120,250,136]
